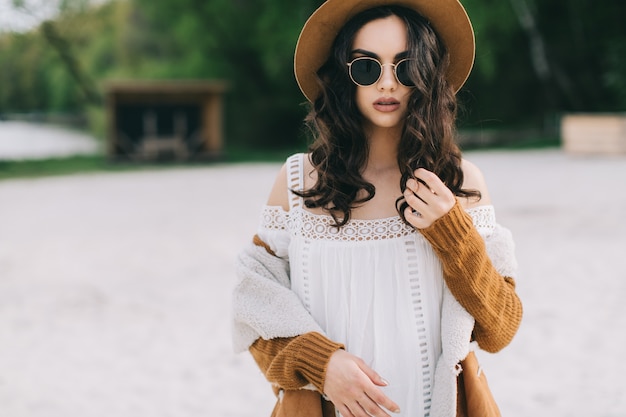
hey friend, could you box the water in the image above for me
[0,121,99,160]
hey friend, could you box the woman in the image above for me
[232,1,523,416]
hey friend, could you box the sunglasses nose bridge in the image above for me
[378,62,399,86]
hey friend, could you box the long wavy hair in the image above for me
[295,6,480,227]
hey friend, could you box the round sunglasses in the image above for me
[346,57,415,87]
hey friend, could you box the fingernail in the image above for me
[381,378,389,386]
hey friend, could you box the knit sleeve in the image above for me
[249,332,344,393]
[419,201,523,352]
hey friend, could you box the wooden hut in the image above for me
[105,80,228,161]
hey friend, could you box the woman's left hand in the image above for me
[403,168,456,229]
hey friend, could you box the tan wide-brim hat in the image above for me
[294,0,475,102]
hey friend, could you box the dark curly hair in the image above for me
[294,5,480,227]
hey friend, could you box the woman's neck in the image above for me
[364,125,401,173]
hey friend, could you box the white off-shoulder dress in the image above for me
[257,154,497,417]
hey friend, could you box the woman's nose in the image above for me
[377,63,398,91]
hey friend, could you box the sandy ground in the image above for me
[1,149,626,417]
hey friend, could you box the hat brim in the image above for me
[294,0,475,102]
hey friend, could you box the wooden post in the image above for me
[203,93,224,155]
[105,88,117,159]
[562,113,626,154]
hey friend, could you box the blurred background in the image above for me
[1,2,626,417]
[1,0,625,165]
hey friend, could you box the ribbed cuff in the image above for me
[294,332,344,393]
[419,200,475,251]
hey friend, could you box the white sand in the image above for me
[0,150,625,416]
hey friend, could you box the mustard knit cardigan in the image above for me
[233,202,523,417]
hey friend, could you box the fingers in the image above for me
[412,168,450,196]
[402,168,456,229]
[359,392,396,417]
[356,360,400,414]
[405,169,444,199]
[336,404,356,417]
[365,387,400,415]
[356,357,388,387]
[339,392,398,417]
[324,351,400,417]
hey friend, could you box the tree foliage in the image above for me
[461,0,626,128]
[0,0,625,147]
[126,0,323,148]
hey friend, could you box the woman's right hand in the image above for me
[323,350,400,417]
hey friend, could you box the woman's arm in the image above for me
[245,236,345,391]
[250,333,400,417]
[247,237,399,416]
[402,163,522,352]
[419,202,522,352]
[249,332,344,392]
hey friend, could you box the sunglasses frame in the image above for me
[346,56,414,87]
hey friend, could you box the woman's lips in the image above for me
[373,97,400,112]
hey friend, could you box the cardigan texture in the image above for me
[232,201,522,417]
[232,243,324,352]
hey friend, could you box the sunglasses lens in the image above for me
[350,58,381,86]
[396,60,414,86]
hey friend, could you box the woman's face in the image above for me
[351,15,412,133]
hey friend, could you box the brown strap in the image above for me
[253,234,277,257]
[457,351,501,417]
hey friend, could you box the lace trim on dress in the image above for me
[466,205,496,235]
[296,210,415,241]
[260,205,497,241]
[260,206,289,231]
[260,206,415,241]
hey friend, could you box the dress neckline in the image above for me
[266,203,494,223]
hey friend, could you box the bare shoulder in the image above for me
[266,153,315,211]
[460,158,492,209]
[266,163,290,211]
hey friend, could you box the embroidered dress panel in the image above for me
[257,154,497,417]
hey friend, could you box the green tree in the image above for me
[461,0,626,130]
[1,0,625,148]
[130,0,322,148]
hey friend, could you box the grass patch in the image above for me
[493,134,561,149]
[0,135,559,181]
[0,146,303,181]
[458,127,561,151]
[0,155,110,180]
[0,154,195,180]
[222,146,306,163]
